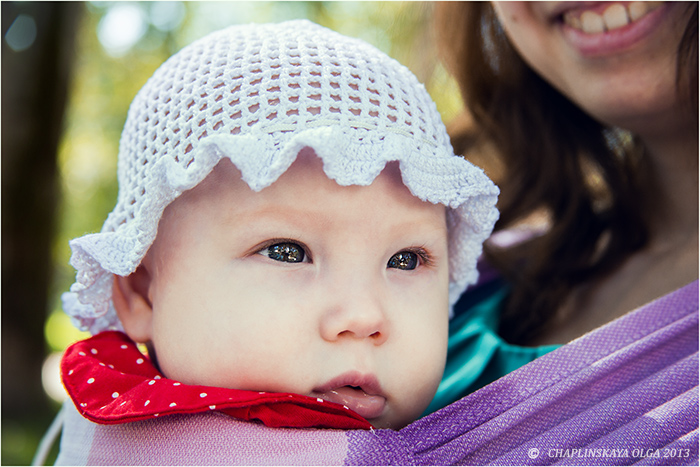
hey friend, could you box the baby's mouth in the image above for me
[312,373,386,420]
[314,386,386,420]
[561,2,664,34]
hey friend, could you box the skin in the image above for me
[112,151,449,429]
[492,2,698,345]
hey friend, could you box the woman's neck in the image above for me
[639,119,698,250]
[529,119,698,347]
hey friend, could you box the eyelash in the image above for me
[394,247,434,270]
[254,240,434,270]
[255,239,311,264]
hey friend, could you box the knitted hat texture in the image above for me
[63,20,499,334]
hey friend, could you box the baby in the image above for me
[59,20,499,435]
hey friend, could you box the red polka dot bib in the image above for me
[61,331,372,430]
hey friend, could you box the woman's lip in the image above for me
[557,1,671,57]
[311,372,386,420]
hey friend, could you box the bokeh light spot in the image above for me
[42,352,67,403]
[4,14,37,52]
[97,3,147,57]
[150,1,185,32]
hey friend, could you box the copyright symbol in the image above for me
[528,448,540,459]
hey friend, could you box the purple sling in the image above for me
[54,281,697,465]
[347,280,698,465]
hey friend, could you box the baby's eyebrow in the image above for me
[237,204,447,239]
[231,204,334,230]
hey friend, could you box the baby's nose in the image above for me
[318,281,388,345]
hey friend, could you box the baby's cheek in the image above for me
[206,327,305,390]
[385,360,443,429]
[386,323,446,419]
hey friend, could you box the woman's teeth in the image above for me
[564,2,664,34]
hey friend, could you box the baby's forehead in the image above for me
[155,152,449,259]
[174,152,437,216]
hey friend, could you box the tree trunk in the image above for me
[2,1,82,418]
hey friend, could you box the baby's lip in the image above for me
[312,372,386,420]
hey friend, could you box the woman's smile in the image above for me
[551,1,675,57]
[559,2,665,34]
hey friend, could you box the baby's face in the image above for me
[138,152,449,429]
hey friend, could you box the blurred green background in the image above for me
[2,2,463,464]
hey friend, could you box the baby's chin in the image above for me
[369,408,420,430]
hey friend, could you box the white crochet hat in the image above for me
[63,20,499,334]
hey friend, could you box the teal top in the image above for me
[425,278,560,414]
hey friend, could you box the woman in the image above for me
[426,2,698,411]
[441,0,696,342]
[445,1,696,342]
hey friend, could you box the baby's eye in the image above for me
[258,242,306,263]
[387,251,419,270]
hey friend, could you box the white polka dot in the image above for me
[173,382,181,386]
[87,378,95,384]
[199,393,207,398]
[99,363,105,367]
[120,401,127,406]
[144,400,150,407]
[154,375,161,379]
[154,413,159,417]
[91,348,98,355]
[80,403,87,407]
[68,370,74,376]
[136,358,144,364]
[78,351,86,356]
[108,364,114,369]
[169,402,177,407]
[343,405,349,410]
[317,398,324,403]
[259,392,266,395]
[148,380,156,385]
[112,392,119,398]
[120,345,128,349]
[209,405,216,410]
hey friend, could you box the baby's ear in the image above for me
[112,265,153,343]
